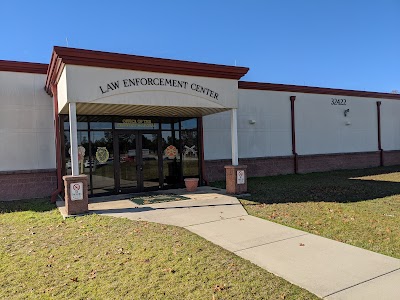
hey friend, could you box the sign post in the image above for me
[63,175,88,215]
[224,165,247,194]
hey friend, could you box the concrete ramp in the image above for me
[55,187,247,226]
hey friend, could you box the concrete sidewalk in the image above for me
[57,187,400,299]
[187,215,400,300]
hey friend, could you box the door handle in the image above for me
[137,165,143,171]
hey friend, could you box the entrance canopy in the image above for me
[45,47,249,117]
[45,47,248,177]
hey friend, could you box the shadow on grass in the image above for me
[212,166,400,204]
[0,198,56,213]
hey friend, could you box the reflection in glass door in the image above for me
[117,132,160,192]
[141,133,160,189]
[62,116,201,196]
[118,133,138,191]
[91,131,114,195]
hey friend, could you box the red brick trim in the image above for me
[298,151,380,159]
[205,156,294,181]
[297,152,381,173]
[0,170,57,201]
[0,60,48,74]
[0,169,56,175]
[45,47,249,93]
[239,81,400,101]
[383,150,400,166]
[205,151,400,181]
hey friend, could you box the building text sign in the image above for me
[115,119,156,129]
[99,77,219,100]
[70,182,84,201]
[237,170,245,184]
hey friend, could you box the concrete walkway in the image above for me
[57,187,400,299]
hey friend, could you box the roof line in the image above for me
[0,60,48,74]
[239,81,400,100]
[45,46,249,93]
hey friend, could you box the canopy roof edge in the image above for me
[45,46,249,94]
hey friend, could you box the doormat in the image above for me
[130,194,191,205]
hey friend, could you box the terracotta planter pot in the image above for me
[184,178,199,192]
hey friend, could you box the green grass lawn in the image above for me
[214,166,400,259]
[0,199,317,300]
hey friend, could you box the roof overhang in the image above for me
[0,60,48,74]
[239,81,400,100]
[45,46,249,95]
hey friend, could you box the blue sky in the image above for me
[0,0,398,92]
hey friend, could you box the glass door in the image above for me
[117,133,139,192]
[140,133,160,190]
[116,131,161,193]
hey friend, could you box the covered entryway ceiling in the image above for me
[60,102,230,117]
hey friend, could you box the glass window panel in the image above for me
[162,131,181,185]
[141,133,160,189]
[161,121,172,130]
[161,123,172,130]
[90,131,114,195]
[181,118,197,130]
[181,130,199,177]
[64,131,91,184]
[118,133,138,191]
[64,116,88,130]
[89,116,113,129]
[90,122,112,130]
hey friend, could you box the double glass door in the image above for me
[116,131,161,193]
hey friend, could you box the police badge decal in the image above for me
[96,147,109,163]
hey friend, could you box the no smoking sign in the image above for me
[70,182,84,201]
[237,170,245,184]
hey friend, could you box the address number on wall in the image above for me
[331,98,347,105]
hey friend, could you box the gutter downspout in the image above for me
[290,96,298,174]
[50,84,63,203]
[376,101,384,166]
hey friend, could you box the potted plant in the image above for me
[184,178,199,192]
